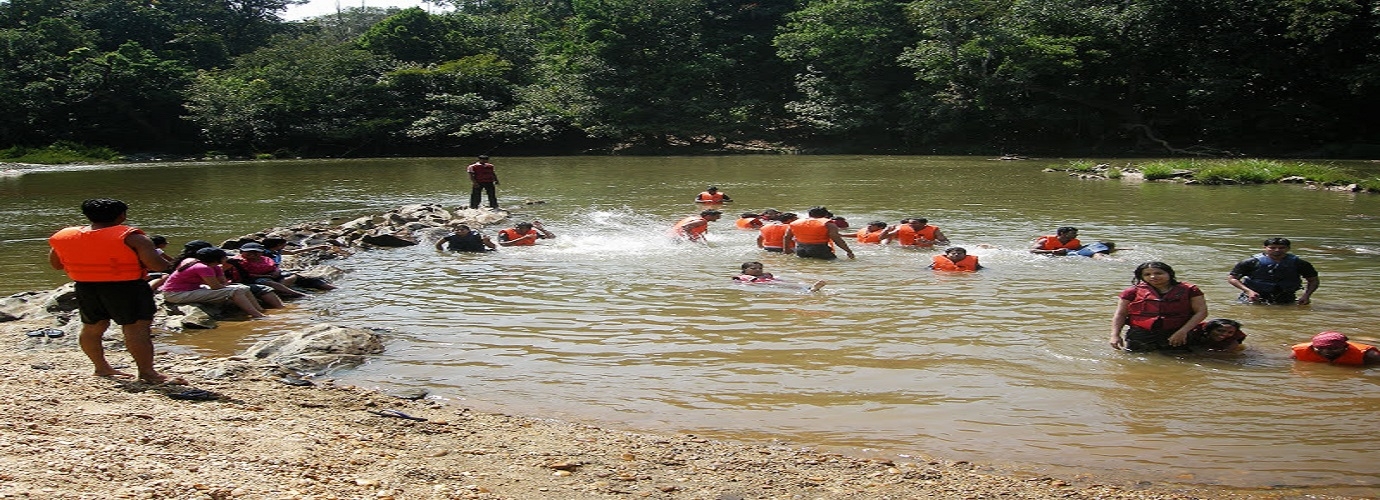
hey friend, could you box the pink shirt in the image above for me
[159,262,221,292]
[232,254,279,276]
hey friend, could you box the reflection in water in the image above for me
[3,157,1379,493]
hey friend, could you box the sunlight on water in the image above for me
[4,157,1379,493]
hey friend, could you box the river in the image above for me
[3,156,1378,494]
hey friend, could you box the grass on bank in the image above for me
[0,142,121,164]
[1063,158,1380,191]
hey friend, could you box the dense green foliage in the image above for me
[1058,158,1380,190]
[2,0,1378,156]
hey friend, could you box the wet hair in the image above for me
[194,247,228,264]
[707,186,718,191]
[868,221,887,228]
[454,224,472,232]
[913,218,928,224]
[700,209,722,217]
[740,261,764,271]
[478,154,490,160]
[1202,318,1242,333]
[262,237,288,249]
[776,212,798,222]
[740,212,760,218]
[150,235,168,246]
[1131,261,1179,286]
[1263,237,1291,247]
[807,206,832,218]
[944,247,967,254]
[1056,226,1079,236]
[80,198,128,224]
[1101,241,1116,250]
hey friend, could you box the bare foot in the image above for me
[808,280,827,292]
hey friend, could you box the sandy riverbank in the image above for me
[0,333,1342,500]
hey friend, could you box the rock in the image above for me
[40,284,79,315]
[174,304,219,329]
[241,324,385,373]
[0,291,47,322]
[295,265,344,282]
[361,230,417,247]
[1279,176,1308,184]
[388,388,429,400]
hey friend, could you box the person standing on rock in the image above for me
[47,198,184,385]
[467,154,500,210]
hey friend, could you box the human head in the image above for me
[150,235,168,247]
[1201,318,1242,340]
[944,247,967,260]
[1132,261,1178,285]
[706,186,719,193]
[1310,331,1350,358]
[913,218,929,226]
[80,198,128,224]
[761,208,781,218]
[807,206,833,218]
[180,240,214,259]
[515,222,534,230]
[776,212,798,223]
[700,209,723,219]
[830,216,848,228]
[238,242,267,254]
[262,237,288,250]
[741,261,764,272]
[1263,237,1291,248]
[867,221,887,230]
[1101,241,1116,251]
[454,224,472,234]
[194,247,228,264]
[740,212,759,219]
[478,154,490,160]
[1056,226,1079,238]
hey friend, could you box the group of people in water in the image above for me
[665,187,1375,367]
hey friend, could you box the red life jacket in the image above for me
[697,191,724,203]
[931,254,979,271]
[1124,283,1198,332]
[48,225,147,282]
[1292,342,1375,365]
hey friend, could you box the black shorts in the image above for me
[794,243,837,260]
[763,247,783,253]
[74,280,156,325]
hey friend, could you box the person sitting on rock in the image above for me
[159,247,269,319]
[228,242,308,299]
[260,238,338,290]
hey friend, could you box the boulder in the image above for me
[361,229,417,247]
[41,283,78,315]
[1,291,47,322]
[241,324,385,373]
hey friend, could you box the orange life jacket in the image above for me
[1292,342,1375,365]
[1038,235,1082,251]
[735,217,762,230]
[697,192,724,203]
[759,223,791,250]
[500,228,539,245]
[789,218,831,245]
[855,229,884,244]
[895,225,940,246]
[48,225,147,282]
[931,254,979,271]
[672,216,708,240]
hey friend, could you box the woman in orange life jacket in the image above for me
[1291,331,1380,365]
[929,247,982,272]
[757,212,797,253]
[782,206,855,260]
[694,186,732,204]
[1109,261,1208,352]
[892,218,948,248]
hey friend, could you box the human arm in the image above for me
[878,225,898,244]
[481,235,497,250]
[434,238,447,251]
[1297,275,1319,305]
[720,194,732,202]
[126,232,171,272]
[1110,298,1131,350]
[48,248,64,270]
[1226,259,1261,302]
[927,228,950,246]
[826,223,855,259]
[781,226,795,251]
[1166,294,1209,347]
[755,232,765,249]
[532,221,554,239]
[194,264,230,289]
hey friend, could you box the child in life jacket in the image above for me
[732,262,826,292]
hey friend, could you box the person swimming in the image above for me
[732,262,826,292]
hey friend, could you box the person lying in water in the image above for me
[732,262,826,292]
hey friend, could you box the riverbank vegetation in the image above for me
[1057,159,1380,192]
[3,0,1379,158]
[0,142,121,164]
